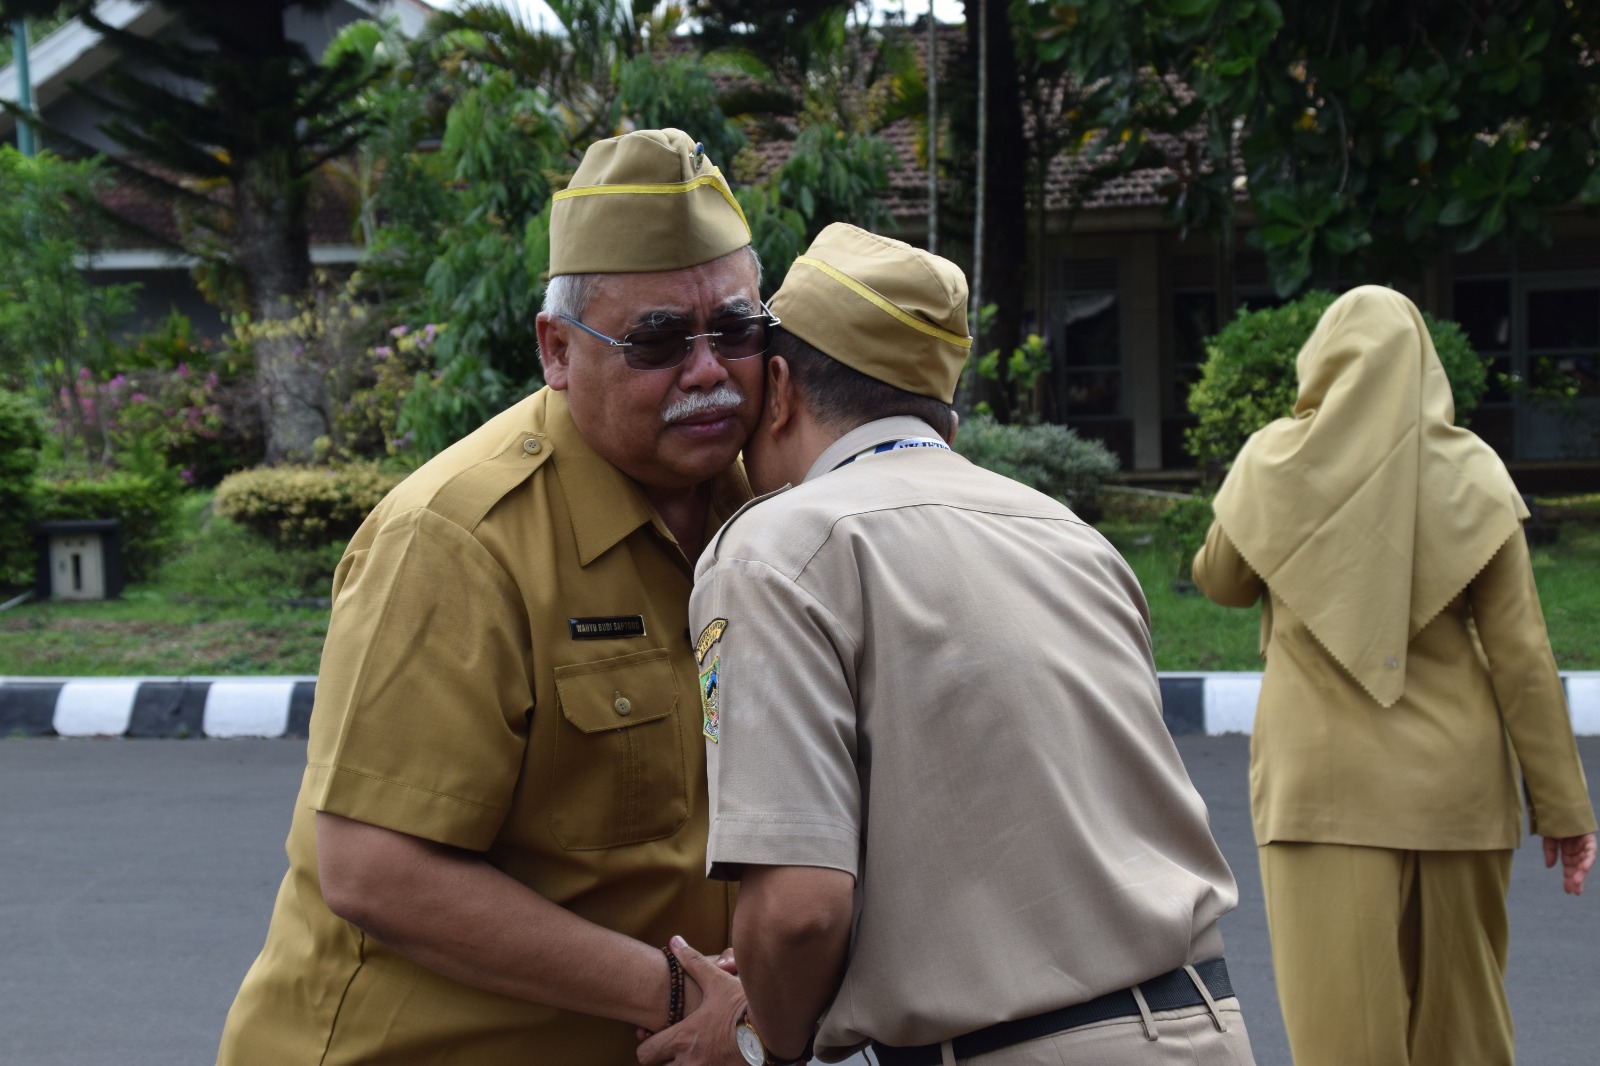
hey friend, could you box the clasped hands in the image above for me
[636,936,751,1066]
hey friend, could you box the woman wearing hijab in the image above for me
[1192,285,1596,1066]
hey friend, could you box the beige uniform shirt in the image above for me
[690,417,1239,1060]
[219,388,746,1065]
[1193,522,1596,849]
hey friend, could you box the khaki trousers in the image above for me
[938,999,1254,1065]
[1259,842,1514,1066]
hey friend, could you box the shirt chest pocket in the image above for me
[549,648,688,850]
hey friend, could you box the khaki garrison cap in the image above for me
[770,223,972,402]
[549,128,751,276]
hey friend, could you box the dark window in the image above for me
[1453,278,1514,405]
[1455,279,1512,352]
[1061,294,1119,367]
[1173,292,1218,368]
[1528,289,1600,350]
[1058,293,1121,417]
[1062,370,1122,417]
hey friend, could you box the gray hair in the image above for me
[542,271,600,322]
[541,246,762,324]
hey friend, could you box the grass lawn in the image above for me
[2,493,1595,677]
[0,597,327,676]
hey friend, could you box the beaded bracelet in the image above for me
[662,945,686,1027]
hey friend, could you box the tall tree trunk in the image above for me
[965,0,1027,423]
[236,150,321,463]
[220,4,321,464]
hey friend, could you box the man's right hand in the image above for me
[1544,832,1597,895]
[636,936,749,1066]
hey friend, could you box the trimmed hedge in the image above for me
[214,464,405,549]
[954,414,1120,521]
[34,471,182,583]
[1186,289,1488,471]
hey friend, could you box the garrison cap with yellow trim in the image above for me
[770,222,971,402]
[549,128,751,276]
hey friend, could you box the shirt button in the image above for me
[523,438,542,455]
[614,696,632,716]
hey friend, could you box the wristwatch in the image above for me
[735,1010,808,1066]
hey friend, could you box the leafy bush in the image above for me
[33,471,183,583]
[0,389,45,590]
[113,311,264,485]
[954,414,1120,521]
[214,464,405,549]
[1185,289,1488,471]
[1159,494,1216,583]
[333,322,441,461]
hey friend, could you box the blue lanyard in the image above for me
[834,437,951,470]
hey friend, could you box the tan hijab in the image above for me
[1213,285,1528,706]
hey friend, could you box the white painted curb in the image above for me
[202,679,298,738]
[53,679,140,737]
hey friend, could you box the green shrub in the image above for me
[34,471,182,583]
[954,414,1120,521]
[214,464,405,549]
[1159,494,1216,583]
[0,389,45,590]
[1185,289,1488,471]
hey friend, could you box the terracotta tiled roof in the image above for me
[870,115,1193,217]
[731,19,1212,220]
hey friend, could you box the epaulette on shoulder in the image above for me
[428,428,554,532]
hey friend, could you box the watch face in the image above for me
[736,1022,766,1065]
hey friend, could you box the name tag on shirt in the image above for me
[568,615,647,640]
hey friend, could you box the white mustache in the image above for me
[663,384,746,423]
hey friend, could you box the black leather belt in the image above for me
[871,958,1234,1066]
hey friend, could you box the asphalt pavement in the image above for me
[1,736,1595,1065]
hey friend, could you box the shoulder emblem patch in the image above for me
[694,618,728,743]
[694,618,727,666]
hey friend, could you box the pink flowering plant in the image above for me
[99,314,264,486]
[333,320,444,461]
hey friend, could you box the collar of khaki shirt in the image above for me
[804,415,948,484]
[541,389,752,566]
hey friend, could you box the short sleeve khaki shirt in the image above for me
[690,418,1239,1059]
[219,388,746,1065]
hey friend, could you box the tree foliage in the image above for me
[0,148,138,470]
[1047,0,1600,297]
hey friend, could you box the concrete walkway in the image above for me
[4,672,1599,737]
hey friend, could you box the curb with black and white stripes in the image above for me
[0,677,317,739]
[2,672,1598,739]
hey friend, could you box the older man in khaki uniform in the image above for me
[658,223,1254,1066]
[217,129,765,1064]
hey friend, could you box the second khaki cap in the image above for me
[549,128,751,276]
[770,223,971,402]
